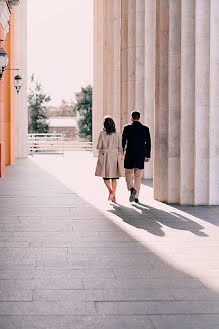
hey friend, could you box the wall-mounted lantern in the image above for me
[14,74,22,94]
[0,47,9,79]
[8,0,20,7]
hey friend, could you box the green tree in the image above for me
[28,75,51,133]
[75,85,92,141]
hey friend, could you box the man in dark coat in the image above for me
[122,111,151,203]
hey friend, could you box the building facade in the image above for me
[1,0,218,205]
[0,0,27,177]
[48,117,77,139]
[93,0,219,205]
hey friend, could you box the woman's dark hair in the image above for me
[103,116,116,135]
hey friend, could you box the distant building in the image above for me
[46,103,77,117]
[48,117,78,139]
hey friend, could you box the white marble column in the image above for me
[154,0,169,202]
[93,0,121,150]
[103,0,110,117]
[135,0,145,117]
[209,0,219,204]
[113,0,121,132]
[127,0,136,119]
[144,0,156,179]
[93,0,104,155]
[168,0,181,203]
[103,1,119,125]
[14,0,28,158]
[180,0,195,204]
[194,0,210,204]
[92,0,98,152]
[93,0,219,205]
[120,0,129,129]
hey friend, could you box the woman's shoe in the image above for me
[108,190,113,201]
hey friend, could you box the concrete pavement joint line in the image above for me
[0,288,87,291]
[94,300,176,303]
[0,314,157,317]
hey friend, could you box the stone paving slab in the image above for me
[33,288,175,302]
[82,277,204,290]
[0,278,83,290]
[0,155,219,328]
[30,240,138,248]
[0,248,67,262]
[0,301,96,315]
[150,314,219,329]
[13,231,100,238]
[95,300,219,315]
[0,315,154,329]
[0,223,73,232]
[0,268,115,280]
[0,291,33,302]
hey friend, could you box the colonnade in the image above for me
[93,0,219,205]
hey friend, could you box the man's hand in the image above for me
[144,158,150,162]
[120,156,124,161]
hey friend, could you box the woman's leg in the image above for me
[103,179,111,191]
[111,179,117,201]
[103,179,113,200]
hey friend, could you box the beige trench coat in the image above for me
[95,131,124,178]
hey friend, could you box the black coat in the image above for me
[122,121,151,169]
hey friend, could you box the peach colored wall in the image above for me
[0,23,5,177]
[4,10,15,166]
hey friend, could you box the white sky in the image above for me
[27,0,93,106]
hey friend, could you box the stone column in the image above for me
[135,0,145,117]
[14,0,28,158]
[209,0,219,204]
[194,0,210,204]
[154,0,169,202]
[93,0,98,153]
[168,0,181,203]
[113,0,121,132]
[93,0,104,155]
[93,0,120,153]
[103,0,113,118]
[127,0,136,119]
[180,0,195,204]
[144,0,156,179]
[120,0,129,129]
[93,0,219,205]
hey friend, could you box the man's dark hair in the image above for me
[131,111,140,120]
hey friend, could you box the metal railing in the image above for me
[63,141,93,151]
[27,133,64,155]
[27,134,93,155]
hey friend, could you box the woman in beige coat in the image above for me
[95,117,124,202]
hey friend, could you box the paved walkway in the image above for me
[0,152,219,329]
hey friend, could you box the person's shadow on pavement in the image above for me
[108,201,208,237]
